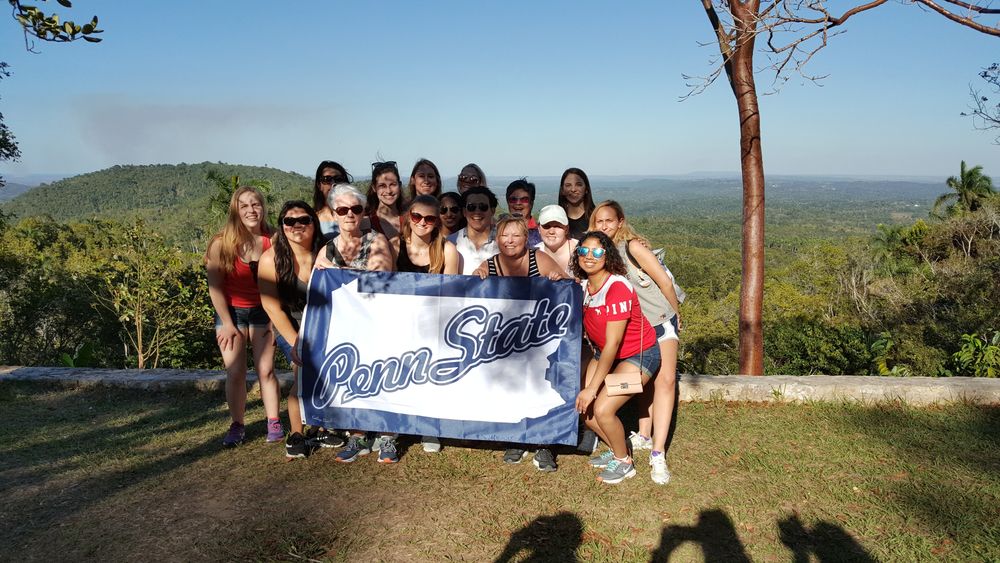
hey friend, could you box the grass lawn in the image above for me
[0,380,997,562]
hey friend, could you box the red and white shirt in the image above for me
[582,274,656,359]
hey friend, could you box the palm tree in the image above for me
[932,161,996,217]
[206,169,278,227]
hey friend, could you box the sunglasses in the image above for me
[334,205,364,216]
[372,160,397,170]
[320,175,343,185]
[507,196,531,204]
[409,211,439,225]
[458,174,480,183]
[440,205,460,215]
[282,216,314,227]
[465,203,490,213]
[576,247,607,259]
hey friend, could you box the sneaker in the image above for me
[371,435,384,452]
[422,436,441,453]
[335,435,371,463]
[285,432,309,459]
[309,428,345,449]
[577,429,599,455]
[650,451,671,485]
[503,448,528,464]
[266,419,284,443]
[597,457,637,484]
[588,450,615,468]
[532,448,557,472]
[377,435,399,464]
[629,431,652,451]
[222,421,245,447]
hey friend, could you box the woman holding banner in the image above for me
[314,183,398,463]
[474,216,565,472]
[590,201,680,485]
[257,200,342,458]
[572,230,661,484]
[204,186,280,448]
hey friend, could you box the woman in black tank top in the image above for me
[396,195,460,274]
[257,201,328,458]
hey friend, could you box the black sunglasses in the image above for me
[440,205,460,214]
[465,203,490,213]
[320,175,343,185]
[334,205,365,216]
[282,216,314,227]
[372,160,397,171]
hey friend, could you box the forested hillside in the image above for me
[0,162,312,246]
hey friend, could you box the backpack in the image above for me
[624,245,686,304]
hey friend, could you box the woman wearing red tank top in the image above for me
[205,186,280,448]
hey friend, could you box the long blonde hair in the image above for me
[207,186,273,274]
[400,195,446,274]
[590,200,648,246]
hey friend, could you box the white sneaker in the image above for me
[650,451,670,485]
[421,436,441,453]
[629,431,652,451]
[371,435,384,452]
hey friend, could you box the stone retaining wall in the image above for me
[2,366,998,405]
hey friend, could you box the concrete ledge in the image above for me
[1,367,998,405]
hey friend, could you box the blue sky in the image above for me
[0,1,997,181]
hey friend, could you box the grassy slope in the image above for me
[1,381,996,562]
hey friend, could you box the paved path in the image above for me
[2,366,998,405]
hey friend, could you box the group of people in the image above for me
[205,159,681,485]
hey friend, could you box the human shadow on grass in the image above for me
[778,514,877,563]
[494,511,583,563]
[650,508,750,563]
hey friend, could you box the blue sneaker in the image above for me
[335,435,371,463]
[377,435,399,464]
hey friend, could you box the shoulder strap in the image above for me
[624,241,643,272]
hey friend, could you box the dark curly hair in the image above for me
[312,161,350,211]
[273,200,323,312]
[571,230,627,280]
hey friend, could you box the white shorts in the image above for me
[654,319,679,342]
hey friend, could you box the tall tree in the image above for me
[698,1,1000,375]
[933,160,996,217]
[0,62,21,189]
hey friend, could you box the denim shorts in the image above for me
[594,342,661,379]
[214,305,270,330]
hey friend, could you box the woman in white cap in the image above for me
[534,204,577,277]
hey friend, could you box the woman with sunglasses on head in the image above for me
[365,161,405,255]
[311,161,350,239]
[473,216,566,472]
[572,230,661,484]
[559,167,597,240]
[256,201,338,458]
[438,191,465,238]
[456,163,488,193]
[590,200,680,485]
[407,158,442,201]
[205,186,280,448]
[396,195,460,453]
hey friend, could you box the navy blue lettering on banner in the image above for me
[297,269,583,446]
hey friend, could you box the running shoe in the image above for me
[377,435,399,464]
[629,431,652,451]
[588,450,615,468]
[308,428,345,449]
[532,448,557,472]
[285,432,309,459]
[650,451,671,485]
[266,419,284,443]
[421,436,441,453]
[597,457,636,484]
[335,435,371,463]
[222,421,245,448]
[503,448,528,464]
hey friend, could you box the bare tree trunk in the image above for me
[730,1,765,375]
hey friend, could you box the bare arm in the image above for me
[205,238,240,352]
[442,241,461,275]
[366,233,395,272]
[575,319,627,413]
[256,248,299,349]
[628,240,680,315]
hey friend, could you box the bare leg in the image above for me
[651,339,678,453]
[592,363,651,459]
[249,325,279,420]
[287,368,304,435]
[220,328,248,424]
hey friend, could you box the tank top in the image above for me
[618,240,674,325]
[224,236,272,308]
[396,239,430,273]
[487,248,540,277]
[281,277,309,330]
[567,214,590,240]
[325,231,378,270]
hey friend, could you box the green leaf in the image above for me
[57,0,73,7]
[83,36,101,43]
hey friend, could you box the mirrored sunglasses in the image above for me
[576,247,606,259]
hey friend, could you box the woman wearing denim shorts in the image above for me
[205,186,280,447]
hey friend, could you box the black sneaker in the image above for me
[532,448,557,472]
[285,432,309,459]
[307,427,345,449]
[577,429,599,455]
[503,448,528,464]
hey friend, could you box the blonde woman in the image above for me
[205,186,280,447]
